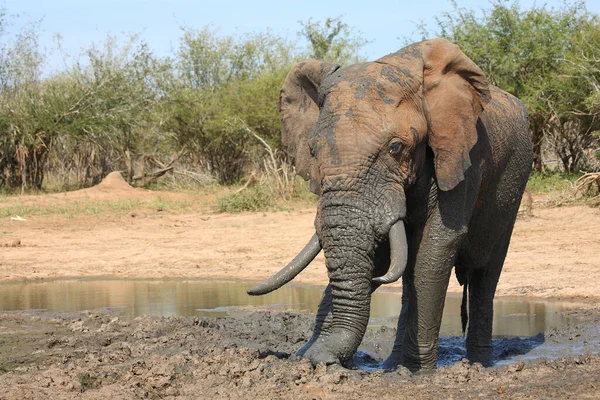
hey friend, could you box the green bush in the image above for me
[216,185,276,212]
[432,0,600,173]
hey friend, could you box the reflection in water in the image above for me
[0,279,575,337]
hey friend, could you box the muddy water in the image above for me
[0,279,576,338]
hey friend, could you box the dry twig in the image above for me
[234,171,258,194]
[574,172,600,203]
[132,146,186,184]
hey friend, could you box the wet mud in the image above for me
[0,305,599,399]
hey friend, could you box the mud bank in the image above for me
[0,307,598,399]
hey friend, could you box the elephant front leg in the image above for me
[382,273,410,370]
[400,222,465,371]
[401,255,454,370]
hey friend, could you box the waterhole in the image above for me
[0,279,586,367]
[0,279,576,335]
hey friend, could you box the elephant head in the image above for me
[248,39,489,365]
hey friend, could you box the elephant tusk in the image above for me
[373,220,408,284]
[247,233,322,296]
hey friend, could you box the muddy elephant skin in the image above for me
[248,38,533,372]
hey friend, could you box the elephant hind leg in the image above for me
[465,234,512,366]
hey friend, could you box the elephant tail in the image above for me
[461,282,469,336]
[455,265,470,336]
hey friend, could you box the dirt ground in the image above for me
[2,173,600,299]
[0,309,598,399]
[1,174,599,398]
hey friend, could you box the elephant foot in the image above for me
[302,343,340,366]
[466,344,493,367]
[296,338,316,358]
[467,355,492,367]
[382,351,402,371]
[297,331,359,367]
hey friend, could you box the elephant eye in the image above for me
[388,141,402,156]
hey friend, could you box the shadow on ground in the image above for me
[354,333,545,370]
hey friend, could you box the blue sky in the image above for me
[3,0,599,73]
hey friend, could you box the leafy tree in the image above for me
[298,16,369,65]
[557,15,600,171]
[0,26,172,190]
[166,28,294,183]
[0,13,369,190]
[67,36,172,183]
[431,0,598,172]
[0,17,52,189]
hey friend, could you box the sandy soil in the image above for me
[1,174,599,399]
[1,174,599,299]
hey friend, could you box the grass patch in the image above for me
[3,170,593,218]
[0,178,313,217]
[217,185,277,212]
[216,176,317,212]
[525,170,600,206]
[0,195,196,219]
[526,171,580,194]
[1,172,316,217]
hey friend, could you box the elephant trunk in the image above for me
[312,205,376,363]
[326,252,373,361]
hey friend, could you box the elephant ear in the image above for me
[279,60,340,180]
[421,39,490,191]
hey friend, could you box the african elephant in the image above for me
[248,38,533,372]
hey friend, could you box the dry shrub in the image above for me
[574,172,600,205]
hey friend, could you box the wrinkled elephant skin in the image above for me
[250,38,533,371]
